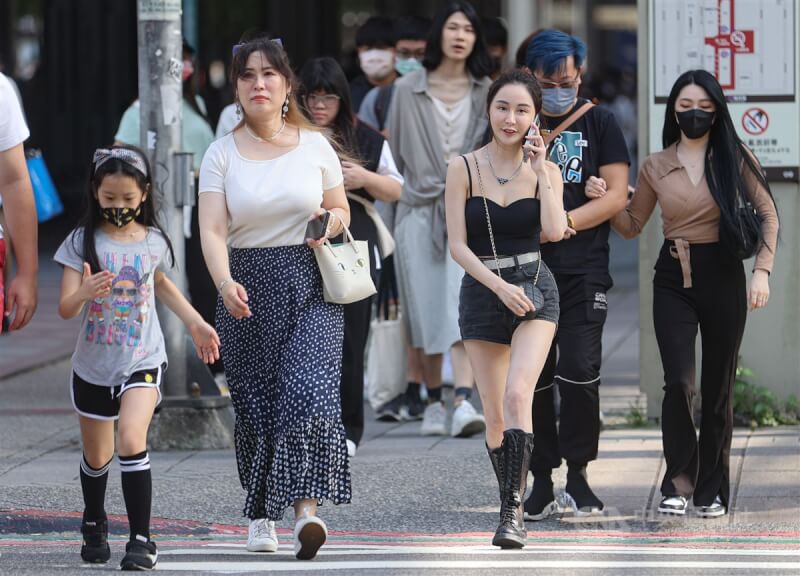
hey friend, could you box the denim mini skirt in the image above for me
[458,256,559,345]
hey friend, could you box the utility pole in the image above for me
[137,0,186,397]
[136,1,233,450]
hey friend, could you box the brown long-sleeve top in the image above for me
[612,143,779,273]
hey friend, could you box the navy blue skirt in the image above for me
[216,245,351,521]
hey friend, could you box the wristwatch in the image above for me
[566,211,576,230]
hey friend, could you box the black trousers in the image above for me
[654,241,746,507]
[530,272,612,471]
[334,202,379,446]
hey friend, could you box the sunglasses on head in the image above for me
[232,38,283,57]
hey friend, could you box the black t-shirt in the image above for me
[540,98,630,274]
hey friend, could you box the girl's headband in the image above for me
[93,148,148,178]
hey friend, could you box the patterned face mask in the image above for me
[101,205,141,228]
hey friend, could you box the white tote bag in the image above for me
[367,312,408,411]
[313,223,377,304]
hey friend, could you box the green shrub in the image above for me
[733,360,800,427]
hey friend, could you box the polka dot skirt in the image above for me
[217,245,351,521]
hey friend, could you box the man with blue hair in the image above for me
[524,29,630,520]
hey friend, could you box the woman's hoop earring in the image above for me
[282,95,290,118]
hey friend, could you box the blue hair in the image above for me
[526,29,586,76]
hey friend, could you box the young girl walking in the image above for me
[55,145,220,570]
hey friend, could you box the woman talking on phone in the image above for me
[445,69,566,548]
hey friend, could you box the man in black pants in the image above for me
[523,30,630,520]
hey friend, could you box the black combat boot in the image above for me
[492,429,534,549]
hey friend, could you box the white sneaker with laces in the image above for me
[293,507,327,560]
[450,399,486,437]
[657,496,688,516]
[346,439,357,458]
[696,495,726,518]
[420,402,447,436]
[247,518,278,552]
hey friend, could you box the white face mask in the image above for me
[359,49,394,81]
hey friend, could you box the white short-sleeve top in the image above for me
[199,129,344,248]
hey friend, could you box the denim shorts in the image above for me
[458,258,559,345]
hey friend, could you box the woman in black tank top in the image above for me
[444,69,567,549]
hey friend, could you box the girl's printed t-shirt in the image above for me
[54,227,169,387]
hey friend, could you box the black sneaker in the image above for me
[120,538,158,571]
[401,387,425,421]
[695,495,726,518]
[563,465,604,516]
[523,475,560,521]
[376,395,404,422]
[80,518,110,564]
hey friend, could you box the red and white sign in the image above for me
[704,1,755,91]
[742,108,769,135]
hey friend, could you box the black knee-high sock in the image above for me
[119,451,152,542]
[80,455,111,522]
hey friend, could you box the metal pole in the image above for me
[137,0,186,397]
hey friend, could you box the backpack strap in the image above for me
[461,155,473,198]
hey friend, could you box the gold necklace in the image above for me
[245,120,286,142]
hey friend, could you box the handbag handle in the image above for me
[469,153,541,285]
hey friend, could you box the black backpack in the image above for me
[373,84,395,132]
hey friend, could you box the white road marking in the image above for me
[160,545,800,557]
[156,560,800,572]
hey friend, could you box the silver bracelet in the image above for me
[218,278,234,292]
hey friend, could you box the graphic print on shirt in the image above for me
[549,131,587,184]
[84,251,157,349]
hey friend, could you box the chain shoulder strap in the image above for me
[471,152,541,285]
[471,152,503,280]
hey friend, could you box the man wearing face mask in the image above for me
[522,30,630,521]
[350,17,398,113]
[358,16,431,135]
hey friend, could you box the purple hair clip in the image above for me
[232,37,283,57]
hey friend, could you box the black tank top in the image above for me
[462,155,541,258]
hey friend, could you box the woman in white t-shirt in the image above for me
[198,37,351,561]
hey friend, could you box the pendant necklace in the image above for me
[485,146,523,185]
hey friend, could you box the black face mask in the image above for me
[676,109,714,139]
[101,205,141,228]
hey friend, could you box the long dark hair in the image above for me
[423,0,492,78]
[663,70,776,244]
[74,145,175,274]
[297,57,358,154]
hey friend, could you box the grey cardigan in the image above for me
[387,69,490,257]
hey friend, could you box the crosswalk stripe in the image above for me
[156,560,800,572]
[160,545,800,557]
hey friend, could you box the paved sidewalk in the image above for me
[0,357,798,574]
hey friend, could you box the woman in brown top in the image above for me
[589,69,778,518]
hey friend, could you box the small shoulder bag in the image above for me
[469,153,544,317]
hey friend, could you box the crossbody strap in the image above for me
[543,102,594,146]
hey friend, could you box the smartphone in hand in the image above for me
[305,211,331,240]
[522,120,538,162]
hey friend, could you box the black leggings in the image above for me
[654,241,746,507]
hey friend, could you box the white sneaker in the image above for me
[293,508,327,560]
[247,518,278,552]
[420,402,447,436]
[346,439,357,458]
[450,399,486,437]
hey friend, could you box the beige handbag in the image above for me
[313,223,377,304]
